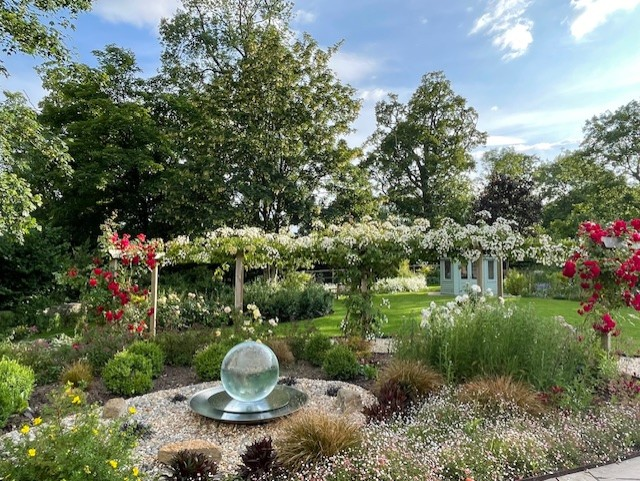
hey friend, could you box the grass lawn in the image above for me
[278,291,640,355]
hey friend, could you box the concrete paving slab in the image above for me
[555,472,598,481]
[587,456,640,480]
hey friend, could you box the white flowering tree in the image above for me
[311,217,431,338]
[163,216,566,338]
[165,227,313,310]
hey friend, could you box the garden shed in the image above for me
[439,256,502,296]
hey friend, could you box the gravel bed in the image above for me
[619,356,640,378]
[125,378,376,477]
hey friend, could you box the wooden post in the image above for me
[235,252,244,311]
[149,263,159,338]
[477,254,484,293]
[497,258,504,297]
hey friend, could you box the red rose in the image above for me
[89,278,98,287]
[562,260,576,278]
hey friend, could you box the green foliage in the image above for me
[341,293,388,339]
[365,71,486,221]
[80,326,136,374]
[127,340,165,378]
[504,269,528,296]
[582,99,640,183]
[158,0,360,233]
[156,329,216,367]
[301,333,332,367]
[60,360,93,390]
[102,351,153,396]
[0,386,140,481]
[322,345,360,380]
[0,358,34,427]
[38,46,170,244]
[193,341,233,381]
[6,340,79,385]
[395,303,602,391]
[242,280,333,322]
[537,151,640,239]
[161,449,219,481]
[0,227,71,312]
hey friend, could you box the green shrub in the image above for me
[102,351,153,396]
[396,303,600,392]
[0,386,139,481]
[240,280,333,322]
[0,358,35,427]
[504,269,528,296]
[157,329,215,366]
[322,345,360,380]
[193,341,233,381]
[127,340,165,377]
[302,333,332,367]
[8,340,80,385]
[81,326,136,374]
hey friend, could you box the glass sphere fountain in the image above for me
[189,341,308,424]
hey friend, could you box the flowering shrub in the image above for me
[398,296,601,391]
[0,385,141,480]
[65,222,163,335]
[372,275,428,293]
[562,219,640,335]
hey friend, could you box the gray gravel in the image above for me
[125,379,376,477]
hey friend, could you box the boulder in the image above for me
[102,398,127,419]
[158,439,222,465]
[335,388,362,414]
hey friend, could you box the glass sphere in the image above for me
[220,341,279,402]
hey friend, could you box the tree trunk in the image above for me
[234,252,244,311]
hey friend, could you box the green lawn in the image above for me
[278,291,640,355]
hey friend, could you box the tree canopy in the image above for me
[0,0,92,76]
[365,71,486,222]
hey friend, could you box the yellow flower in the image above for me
[92,428,99,436]
[33,417,42,426]
[20,425,30,434]
[128,406,136,415]
[71,395,81,405]
[109,459,118,469]
[83,465,92,474]
[27,448,36,457]
[132,467,139,477]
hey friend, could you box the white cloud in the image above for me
[359,88,388,102]
[491,105,499,111]
[570,0,640,39]
[486,135,525,146]
[470,0,533,60]
[92,0,179,28]
[294,9,316,24]
[420,17,428,25]
[329,52,379,84]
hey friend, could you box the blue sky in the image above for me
[2,0,640,164]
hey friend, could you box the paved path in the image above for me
[553,456,640,480]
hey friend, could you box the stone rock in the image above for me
[102,398,127,419]
[335,389,362,414]
[157,439,222,465]
[43,302,83,317]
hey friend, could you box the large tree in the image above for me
[536,150,640,239]
[473,172,541,233]
[0,0,92,76]
[0,92,72,242]
[38,46,171,243]
[481,147,538,179]
[157,0,360,233]
[365,71,486,222]
[582,99,640,183]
